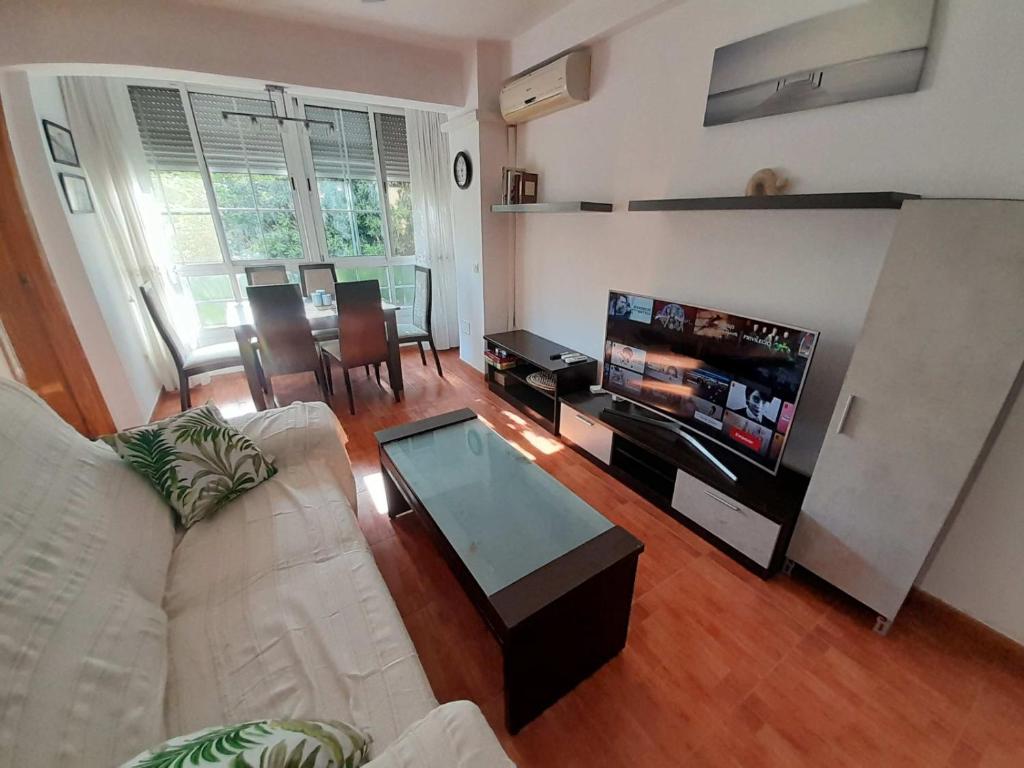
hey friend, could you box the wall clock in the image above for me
[453,151,472,189]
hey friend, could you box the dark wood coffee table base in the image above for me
[376,410,644,733]
[498,533,640,733]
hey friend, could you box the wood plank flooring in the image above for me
[154,349,1024,767]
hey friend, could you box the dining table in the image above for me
[227,298,403,411]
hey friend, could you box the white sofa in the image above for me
[0,379,513,767]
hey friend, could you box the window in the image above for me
[375,112,416,258]
[128,86,219,266]
[128,84,417,341]
[187,274,235,329]
[190,93,303,261]
[306,106,387,258]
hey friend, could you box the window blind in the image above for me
[128,86,200,171]
[188,92,288,175]
[305,105,376,179]
[374,113,410,182]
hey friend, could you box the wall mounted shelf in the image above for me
[491,201,614,213]
[627,192,919,212]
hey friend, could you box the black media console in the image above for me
[484,330,597,434]
[560,391,809,577]
[481,330,806,578]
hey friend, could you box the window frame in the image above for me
[291,96,415,301]
[185,85,317,269]
[124,79,416,344]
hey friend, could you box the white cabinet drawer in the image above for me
[670,470,780,568]
[559,403,613,464]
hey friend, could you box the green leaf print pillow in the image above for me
[119,719,372,768]
[101,404,277,528]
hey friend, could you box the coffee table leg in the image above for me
[378,452,411,518]
[502,551,640,734]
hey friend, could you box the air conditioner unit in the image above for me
[500,50,591,125]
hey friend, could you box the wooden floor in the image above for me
[155,349,1024,767]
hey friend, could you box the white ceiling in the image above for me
[180,0,574,45]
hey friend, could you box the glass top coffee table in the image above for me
[376,409,644,733]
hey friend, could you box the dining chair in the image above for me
[299,263,340,343]
[299,263,338,299]
[246,283,329,405]
[319,280,394,415]
[140,283,243,411]
[245,265,289,286]
[397,266,443,378]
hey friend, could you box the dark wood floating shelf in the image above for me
[491,201,614,213]
[627,191,920,212]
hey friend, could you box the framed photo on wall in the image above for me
[42,119,80,166]
[59,173,94,214]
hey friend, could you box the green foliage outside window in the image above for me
[387,182,415,257]
[156,170,208,209]
[319,177,387,258]
[210,172,302,260]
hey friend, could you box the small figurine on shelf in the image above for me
[745,168,790,197]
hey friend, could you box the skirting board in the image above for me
[908,588,1024,655]
[789,558,1022,651]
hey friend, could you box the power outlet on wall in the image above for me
[461,320,471,336]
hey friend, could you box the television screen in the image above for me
[603,291,818,474]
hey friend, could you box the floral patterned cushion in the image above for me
[119,719,371,768]
[101,404,276,528]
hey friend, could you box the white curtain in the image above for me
[406,109,459,350]
[59,76,178,390]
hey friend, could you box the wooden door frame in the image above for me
[0,93,114,436]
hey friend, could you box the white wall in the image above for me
[445,41,513,370]
[447,116,487,370]
[511,0,1024,640]
[510,0,687,75]
[0,0,465,108]
[919,386,1024,644]
[0,71,160,427]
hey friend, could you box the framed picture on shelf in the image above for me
[42,119,80,167]
[59,173,94,214]
[520,172,539,203]
[500,167,539,204]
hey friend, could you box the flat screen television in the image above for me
[603,290,819,475]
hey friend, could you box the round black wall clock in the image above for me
[453,151,472,189]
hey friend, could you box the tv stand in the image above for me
[561,391,808,577]
[483,330,598,434]
[600,407,739,482]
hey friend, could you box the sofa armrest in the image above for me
[364,701,514,768]
[229,401,358,512]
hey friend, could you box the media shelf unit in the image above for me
[484,330,598,435]
[560,391,809,577]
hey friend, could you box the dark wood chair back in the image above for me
[412,266,432,332]
[245,265,289,286]
[335,280,388,369]
[246,283,319,377]
[140,282,185,371]
[299,263,338,299]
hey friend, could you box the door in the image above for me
[0,95,114,436]
[788,200,1024,622]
